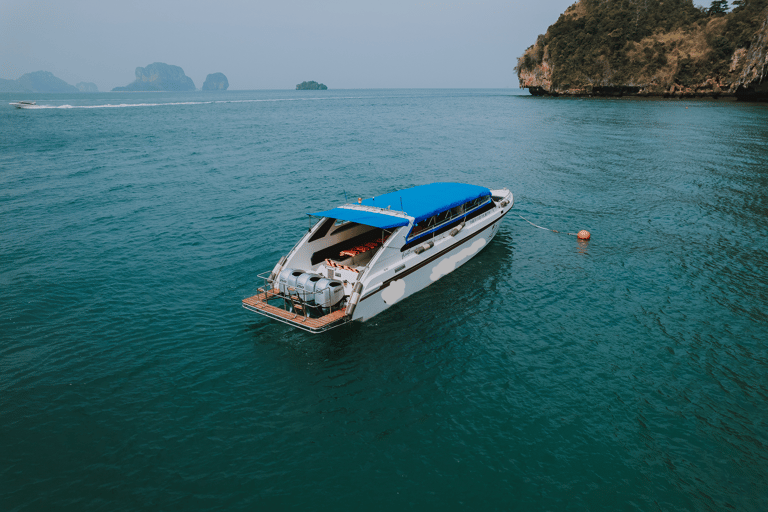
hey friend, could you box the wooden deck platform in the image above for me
[242,289,348,332]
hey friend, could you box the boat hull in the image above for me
[351,201,509,322]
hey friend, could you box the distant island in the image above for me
[0,71,79,93]
[516,0,768,100]
[112,63,195,92]
[296,81,327,90]
[76,82,98,93]
[202,72,229,91]
[0,77,31,93]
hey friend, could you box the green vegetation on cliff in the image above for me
[517,0,768,97]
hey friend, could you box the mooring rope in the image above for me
[517,214,590,239]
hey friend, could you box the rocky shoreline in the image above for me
[525,83,750,99]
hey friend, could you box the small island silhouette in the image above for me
[202,73,229,91]
[0,71,79,93]
[296,81,327,90]
[113,63,196,92]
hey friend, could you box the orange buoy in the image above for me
[577,230,591,240]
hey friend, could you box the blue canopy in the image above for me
[310,183,491,227]
[362,182,491,223]
[310,207,410,230]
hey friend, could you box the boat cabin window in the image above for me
[410,217,435,237]
[406,195,490,241]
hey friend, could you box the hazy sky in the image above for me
[1,0,577,90]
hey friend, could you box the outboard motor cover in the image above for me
[278,268,305,296]
[295,273,323,304]
[314,279,345,313]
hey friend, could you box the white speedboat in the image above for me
[243,182,513,332]
[10,101,36,109]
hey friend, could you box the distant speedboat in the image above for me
[10,101,36,109]
[242,182,514,332]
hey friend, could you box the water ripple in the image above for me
[2,90,768,510]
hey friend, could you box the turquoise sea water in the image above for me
[2,89,767,510]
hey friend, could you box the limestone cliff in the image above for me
[3,71,79,93]
[76,82,99,92]
[731,9,768,98]
[0,72,96,93]
[517,0,768,100]
[112,63,195,92]
[202,73,229,91]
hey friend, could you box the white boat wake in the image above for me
[15,97,365,110]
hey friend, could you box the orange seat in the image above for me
[341,236,388,259]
